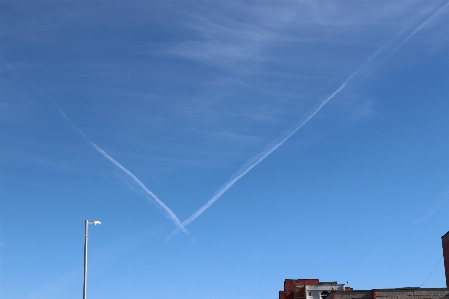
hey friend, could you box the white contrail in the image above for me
[167,2,449,240]
[374,1,449,67]
[1,59,190,237]
[396,1,449,51]
[167,75,353,240]
[51,101,190,236]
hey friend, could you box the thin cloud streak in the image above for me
[375,1,449,67]
[396,1,449,50]
[50,101,190,236]
[167,2,448,240]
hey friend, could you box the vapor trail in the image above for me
[375,1,449,67]
[1,59,190,237]
[51,102,190,236]
[167,2,448,240]
[396,1,449,51]
[167,73,354,240]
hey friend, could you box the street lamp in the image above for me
[83,220,101,299]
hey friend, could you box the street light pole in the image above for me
[83,220,88,299]
[83,220,101,299]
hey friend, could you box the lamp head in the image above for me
[91,220,101,225]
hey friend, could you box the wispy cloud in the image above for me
[6,2,442,173]
[161,2,438,70]
[163,2,296,71]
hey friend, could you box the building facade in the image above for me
[279,279,348,299]
[331,288,449,299]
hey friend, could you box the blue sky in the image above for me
[1,1,449,298]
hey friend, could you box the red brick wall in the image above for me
[281,279,320,299]
[442,235,449,288]
[284,279,320,292]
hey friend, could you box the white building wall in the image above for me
[305,284,345,299]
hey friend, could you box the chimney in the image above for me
[443,231,449,288]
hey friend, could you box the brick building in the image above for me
[331,288,449,299]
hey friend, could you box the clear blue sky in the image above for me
[1,1,449,299]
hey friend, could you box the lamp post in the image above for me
[83,220,101,299]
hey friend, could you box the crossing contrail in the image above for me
[51,102,190,236]
[167,1,449,240]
